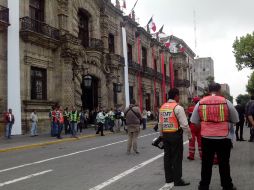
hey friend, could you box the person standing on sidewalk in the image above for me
[96,108,106,136]
[63,107,70,135]
[142,108,148,130]
[114,108,122,132]
[235,99,245,141]
[124,99,142,154]
[190,83,239,190]
[5,109,15,139]
[56,107,64,139]
[159,88,192,190]
[30,110,38,137]
[70,106,79,138]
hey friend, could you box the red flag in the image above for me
[147,17,156,32]
[164,39,170,48]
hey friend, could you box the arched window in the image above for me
[78,9,90,48]
[29,0,44,21]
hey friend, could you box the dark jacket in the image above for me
[124,105,142,126]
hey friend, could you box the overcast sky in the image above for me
[112,0,254,101]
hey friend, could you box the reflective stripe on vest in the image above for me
[198,95,229,137]
[159,102,179,133]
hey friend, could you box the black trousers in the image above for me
[199,138,233,190]
[96,122,104,136]
[235,120,244,140]
[163,132,183,183]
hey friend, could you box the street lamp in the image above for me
[115,75,122,93]
[72,64,92,88]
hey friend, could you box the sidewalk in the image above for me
[0,121,157,153]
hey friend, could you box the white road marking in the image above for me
[158,141,189,190]
[0,133,157,173]
[89,140,189,190]
[0,170,53,187]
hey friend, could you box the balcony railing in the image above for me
[20,17,60,40]
[128,61,142,72]
[175,79,190,88]
[165,76,170,83]
[143,66,155,77]
[0,5,9,25]
[156,72,163,81]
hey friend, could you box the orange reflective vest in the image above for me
[159,102,180,133]
[198,95,229,137]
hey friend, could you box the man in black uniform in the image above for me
[235,100,245,141]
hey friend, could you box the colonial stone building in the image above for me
[0,0,194,135]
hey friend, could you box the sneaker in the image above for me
[135,151,140,154]
[159,182,174,190]
[174,179,190,186]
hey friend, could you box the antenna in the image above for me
[193,10,197,56]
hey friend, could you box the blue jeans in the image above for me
[142,118,147,129]
[31,122,38,136]
[5,123,13,138]
[51,122,58,137]
[70,122,77,137]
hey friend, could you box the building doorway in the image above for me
[81,76,99,111]
[145,93,151,111]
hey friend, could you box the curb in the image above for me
[0,122,157,153]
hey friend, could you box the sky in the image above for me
[112,0,254,101]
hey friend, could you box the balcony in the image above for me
[175,79,190,88]
[20,17,60,49]
[0,5,9,31]
[128,61,142,72]
[156,72,163,81]
[142,66,155,78]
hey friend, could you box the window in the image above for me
[78,9,90,48]
[154,59,157,71]
[29,0,44,21]
[127,44,133,63]
[142,47,147,67]
[174,70,178,79]
[31,67,47,100]
[108,33,115,53]
[113,83,118,105]
[129,86,133,102]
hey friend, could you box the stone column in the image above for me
[7,0,22,135]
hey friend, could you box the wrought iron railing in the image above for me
[20,17,60,40]
[128,61,142,72]
[0,5,9,24]
[165,76,170,83]
[156,72,163,81]
[143,66,155,77]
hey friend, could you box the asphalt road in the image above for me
[0,128,253,190]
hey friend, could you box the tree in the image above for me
[232,32,254,70]
[206,76,215,85]
[221,91,233,103]
[236,94,250,107]
[246,71,254,95]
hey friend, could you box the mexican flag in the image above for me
[147,17,156,32]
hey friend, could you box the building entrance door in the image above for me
[145,94,151,111]
[81,76,98,111]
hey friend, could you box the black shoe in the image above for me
[240,139,246,141]
[248,139,254,142]
[135,151,139,154]
[101,134,105,136]
[198,185,209,190]
[174,179,190,186]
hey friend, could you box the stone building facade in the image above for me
[0,0,193,135]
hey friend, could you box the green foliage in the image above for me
[246,71,254,95]
[232,32,254,70]
[221,91,233,103]
[236,94,250,107]
[206,76,215,85]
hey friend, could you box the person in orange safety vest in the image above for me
[187,96,202,160]
[190,83,239,190]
